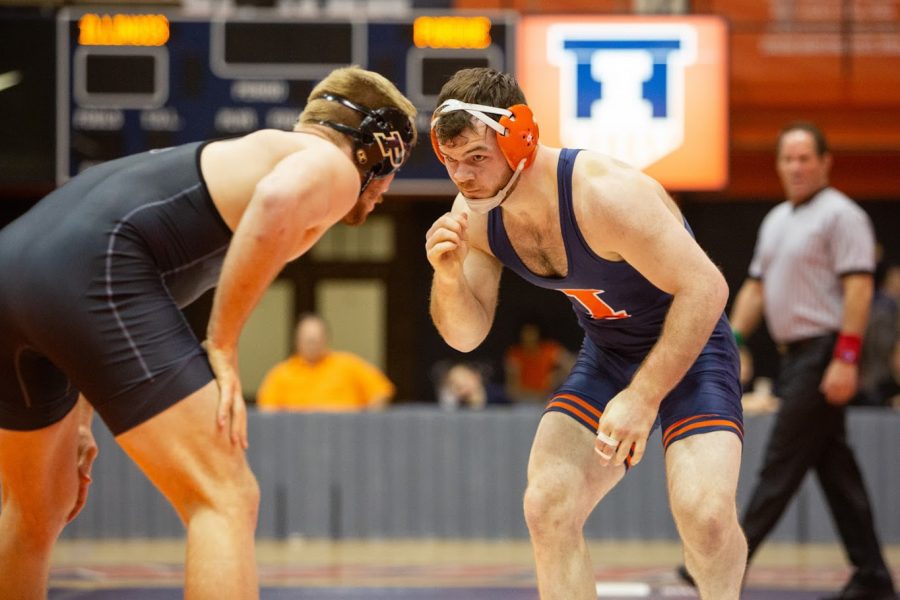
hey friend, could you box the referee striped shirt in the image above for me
[748,187,875,344]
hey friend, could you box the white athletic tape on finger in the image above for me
[596,432,618,446]
[594,447,613,460]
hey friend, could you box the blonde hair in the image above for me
[298,66,418,145]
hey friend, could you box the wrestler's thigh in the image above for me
[665,430,742,512]
[114,381,255,517]
[528,412,625,513]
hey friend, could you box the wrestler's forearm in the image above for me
[207,197,299,350]
[207,248,283,352]
[630,278,728,405]
[429,273,493,352]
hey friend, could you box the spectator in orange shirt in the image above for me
[256,313,394,412]
[505,320,574,404]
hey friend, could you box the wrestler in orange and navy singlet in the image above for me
[488,149,743,466]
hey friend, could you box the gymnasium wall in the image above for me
[61,407,900,543]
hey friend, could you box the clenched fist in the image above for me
[425,211,469,277]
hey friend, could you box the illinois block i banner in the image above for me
[518,15,728,191]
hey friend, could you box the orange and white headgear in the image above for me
[430,99,539,213]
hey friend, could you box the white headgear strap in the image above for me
[431,99,511,136]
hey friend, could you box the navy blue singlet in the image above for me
[490,148,677,357]
[488,148,743,452]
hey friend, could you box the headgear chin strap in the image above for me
[460,160,526,214]
[430,99,539,213]
[315,92,414,193]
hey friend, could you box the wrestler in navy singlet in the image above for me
[488,148,742,452]
[0,141,232,435]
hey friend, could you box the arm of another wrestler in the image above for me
[206,134,360,446]
[426,196,502,352]
[578,158,729,466]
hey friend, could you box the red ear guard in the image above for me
[430,102,539,170]
[430,127,445,165]
[497,104,539,170]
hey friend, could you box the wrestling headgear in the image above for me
[430,99,539,214]
[316,92,415,193]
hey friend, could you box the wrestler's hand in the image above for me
[821,359,858,406]
[204,341,249,449]
[66,423,98,524]
[594,389,656,468]
[425,211,469,278]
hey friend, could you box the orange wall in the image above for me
[455,0,900,200]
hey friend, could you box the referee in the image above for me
[730,122,894,599]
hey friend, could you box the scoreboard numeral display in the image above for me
[59,8,515,194]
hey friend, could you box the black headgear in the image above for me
[315,92,414,193]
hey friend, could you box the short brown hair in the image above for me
[298,66,418,145]
[777,121,829,156]
[433,68,526,143]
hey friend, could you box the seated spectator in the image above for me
[256,313,394,412]
[435,361,511,410]
[504,320,574,403]
[858,261,899,406]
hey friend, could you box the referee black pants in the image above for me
[741,335,891,580]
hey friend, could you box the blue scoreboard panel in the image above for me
[56,8,516,195]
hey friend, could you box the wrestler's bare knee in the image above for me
[0,421,83,545]
[524,474,584,539]
[672,489,736,556]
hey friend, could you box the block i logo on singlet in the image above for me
[546,23,697,171]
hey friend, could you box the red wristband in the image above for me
[833,333,862,364]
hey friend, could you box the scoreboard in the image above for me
[57,8,516,195]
